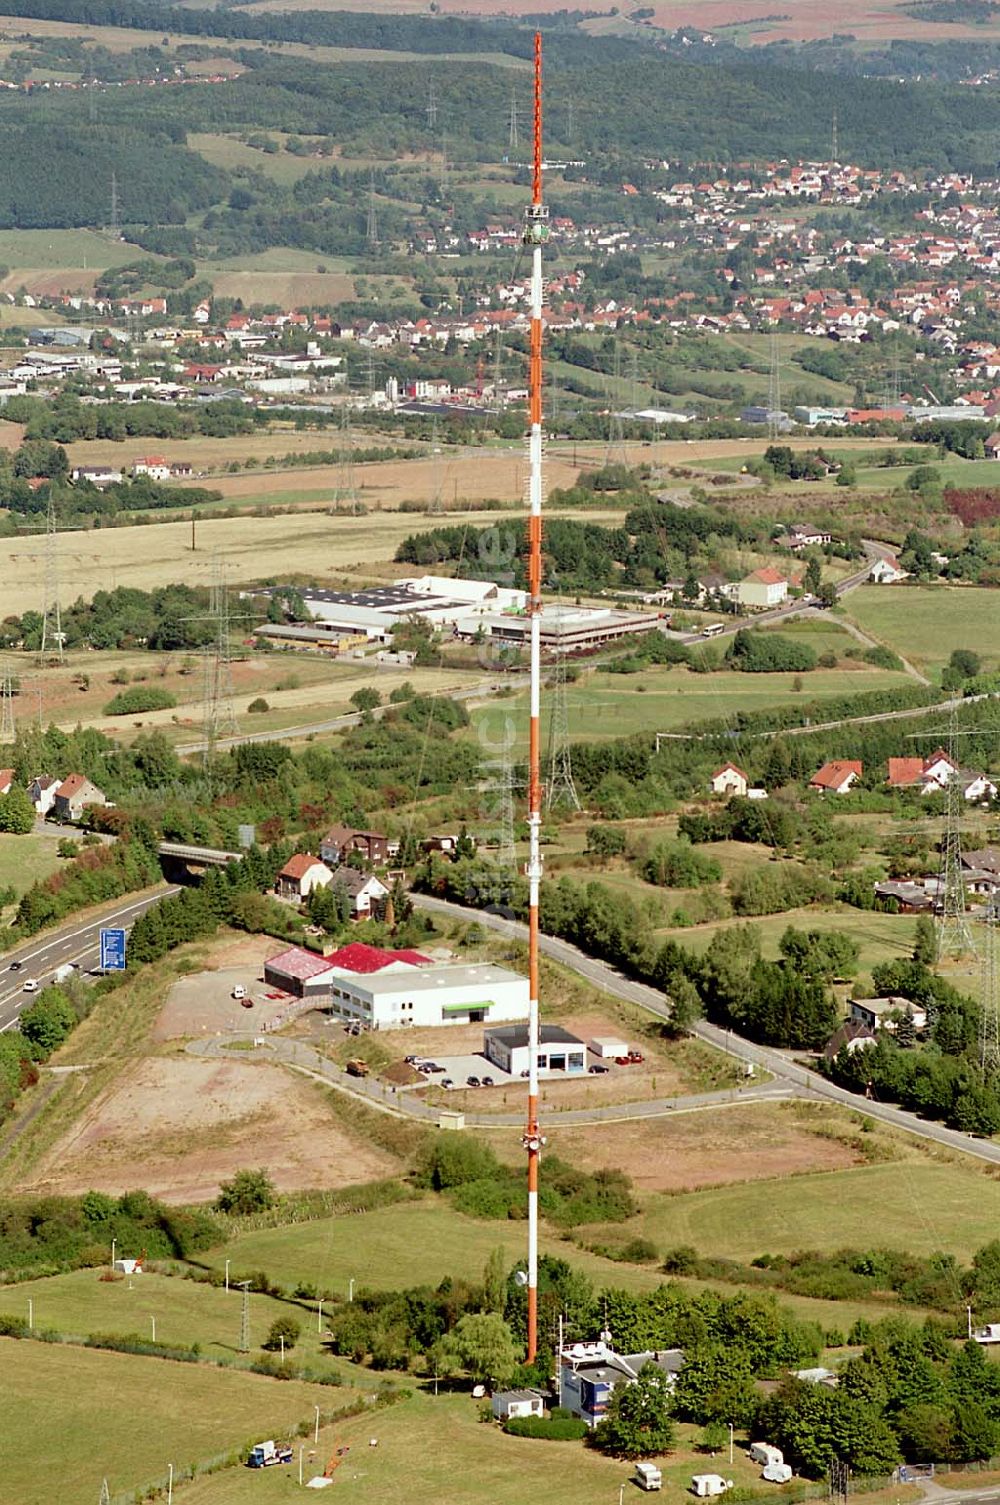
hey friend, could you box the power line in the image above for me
[544,622,581,813]
[937,715,975,959]
[40,491,65,664]
[0,661,15,744]
[508,85,519,151]
[108,170,121,240]
[767,330,782,441]
[980,896,1000,1075]
[426,78,438,130]
[366,169,379,249]
[235,1280,251,1354]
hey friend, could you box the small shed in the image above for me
[589,1036,630,1060]
[491,1389,544,1421]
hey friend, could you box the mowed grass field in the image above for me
[3,1337,342,1505]
[657,904,918,970]
[843,585,1000,680]
[0,507,515,618]
[612,1161,1000,1264]
[0,1269,346,1369]
[170,1393,802,1505]
[472,661,915,746]
[0,831,64,905]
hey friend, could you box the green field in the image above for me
[612,1162,1000,1265]
[656,904,918,969]
[0,831,64,908]
[0,227,147,275]
[0,1269,341,1368]
[472,662,915,746]
[171,1394,786,1505]
[843,585,1000,679]
[3,1337,341,1505]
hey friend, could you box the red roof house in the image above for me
[809,760,863,794]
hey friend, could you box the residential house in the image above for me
[71,464,123,488]
[0,768,13,796]
[921,747,960,790]
[869,555,908,584]
[320,824,394,867]
[736,567,789,610]
[330,866,389,920]
[873,880,936,913]
[963,847,1000,880]
[809,760,863,794]
[709,763,749,798]
[959,773,998,803]
[28,775,59,815]
[53,773,106,821]
[823,1020,876,1060]
[132,456,172,482]
[886,756,926,789]
[986,432,1000,459]
[780,523,833,551]
[275,853,334,901]
[559,1340,685,1429]
[850,997,927,1033]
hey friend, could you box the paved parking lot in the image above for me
[405,1049,507,1088]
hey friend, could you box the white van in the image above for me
[231,985,247,1001]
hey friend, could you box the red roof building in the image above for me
[325,943,432,974]
[809,760,863,794]
[887,757,925,787]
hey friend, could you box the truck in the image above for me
[247,1441,293,1469]
[345,1059,369,1078]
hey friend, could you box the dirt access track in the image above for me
[25,1056,398,1204]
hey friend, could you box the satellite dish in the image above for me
[514,1270,528,1287]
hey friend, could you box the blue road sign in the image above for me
[99,927,126,971]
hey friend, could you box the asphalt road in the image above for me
[0,886,179,1034]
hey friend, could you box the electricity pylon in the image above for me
[981,895,1000,1074]
[40,491,65,663]
[0,662,15,743]
[545,626,580,812]
[938,745,975,959]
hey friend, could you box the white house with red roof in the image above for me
[53,773,106,821]
[736,567,789,610]
[709,763,748,798]
[262,940,528,1028]
[809,760,863,795]
[275,853,333,901]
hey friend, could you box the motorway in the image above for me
[0,886,179,1034]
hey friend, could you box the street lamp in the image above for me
[968,1305,974,1339]
[167,1464,173,1505]
[317,1297,324,1333]
[348,1278,355,1303]
[111,1238,116,1273]
[225,1259,230,1292]
[729,1422,734,1465]
[151,1315,156,1343]
[314,1405,320,1445]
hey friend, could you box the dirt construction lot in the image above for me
[23,1055,397,1203]
[540,1102,862,1194]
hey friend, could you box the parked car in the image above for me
[628,1051,645,1064]
[404,1055,418,1065]
[466,1075,480,1088]
[441,1078,454,1089]
[481,1075,494,1087]
[232,985,247,1001]
[589,1064,609,1075]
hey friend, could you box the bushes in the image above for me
[643,839,721,888]
[416,1136,636,1225]
[102,685,178,715]
[504,1415,588,1440]
[0,1190,221,1277]
[727,629,817,674]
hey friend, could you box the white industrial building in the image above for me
[247,576,659,655]
[322,943,528,1030]
[484,1023,587,1078]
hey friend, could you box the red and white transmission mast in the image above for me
[523,29,548,1368]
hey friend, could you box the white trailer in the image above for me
[974,1324,1000,1345]
[750,1444,784,1468]
[692,1476,732,1497]
[634,1463,663,1492]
